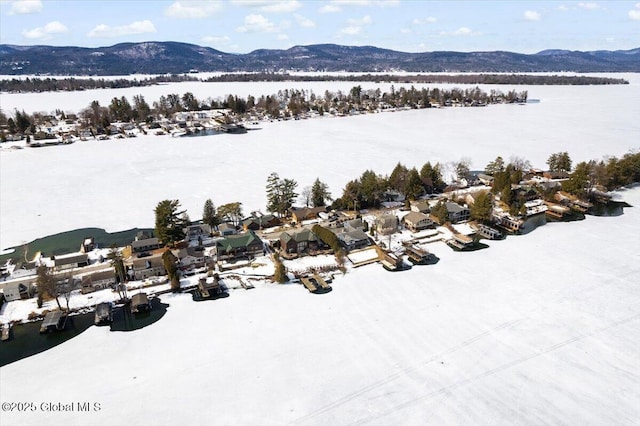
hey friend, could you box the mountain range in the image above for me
[1,42,639,75]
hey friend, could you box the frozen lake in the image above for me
[1,75,639,249]
[0,76,639,425]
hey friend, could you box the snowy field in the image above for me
[1,186,639,426]
[1,75,639,250]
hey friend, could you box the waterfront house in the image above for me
[290,206,327,224]
[376,214,398,235]
[218,223,237,236]
[337,229,371,251]
[177,247,206,271]
[477,173,495,186]
[410,201,430,214]
[280,229,322,256]
[445,202,470,223]
[2,282,34,301]
[343,218,365,232]
[215,231,264,262]
[543,171,570,180]
[131,253,166,280]
[80,270,116,294]
[54,253,89,271]
[402,212,434,232]
[131,237,161,254]
[382,190,405,203]
[184,224,212,241]
[242,214,280,231]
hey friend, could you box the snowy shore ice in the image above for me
[1,186,638,426]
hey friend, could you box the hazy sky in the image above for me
[1,0,639,53]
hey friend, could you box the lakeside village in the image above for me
[0,84,530,145]
[1,147,636,343]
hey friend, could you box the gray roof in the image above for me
[219,223,235,231]
[131,293,149,305]
[178,247,205,258]
[53,253,88,266]
[376,215,397,226]
[280,229,318,244]
[42,310,64,328]
[446,202,468,213]
[81,270,116,284]
[338,230,370,244]
[344,218,364,229]
[131,237,160,249]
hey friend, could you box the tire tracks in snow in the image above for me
[349,312,640,426]
[290,317,525,425]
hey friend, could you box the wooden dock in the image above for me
[300,277,317,293]
[476,224,502,240]
[311,274,330,290]
[300,274,331,293]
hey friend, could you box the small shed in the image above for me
[40,311,67,333]
[94,302,113,325]
[131,292,151,313]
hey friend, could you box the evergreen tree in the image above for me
[266,173,298,217]
[431,201,449,224]
[339,179,362,211]
[455,158,471,181]
[154,199,189,246]
[485,156,505,175]
[14,109,31,133]
[421,162,445,193]
[404,167,424,200]
[359,170,383,208]
[547,152,572,172]
[389,162,409,192]
[563,161,591,197]
[311,178,332,207]
[7,117,16,134]
[501,185,513,206]
[470,191,494,223]
[202,198,220,229]
[133,94,151,122]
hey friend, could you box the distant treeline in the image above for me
[0,73,627,93]
[0,74,199,93]
[204,73,629,86]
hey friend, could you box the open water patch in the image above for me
[0,297,169,367]
[0,311,94,367]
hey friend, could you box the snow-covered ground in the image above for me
[1,185,638,426]
[1,76,639,250]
